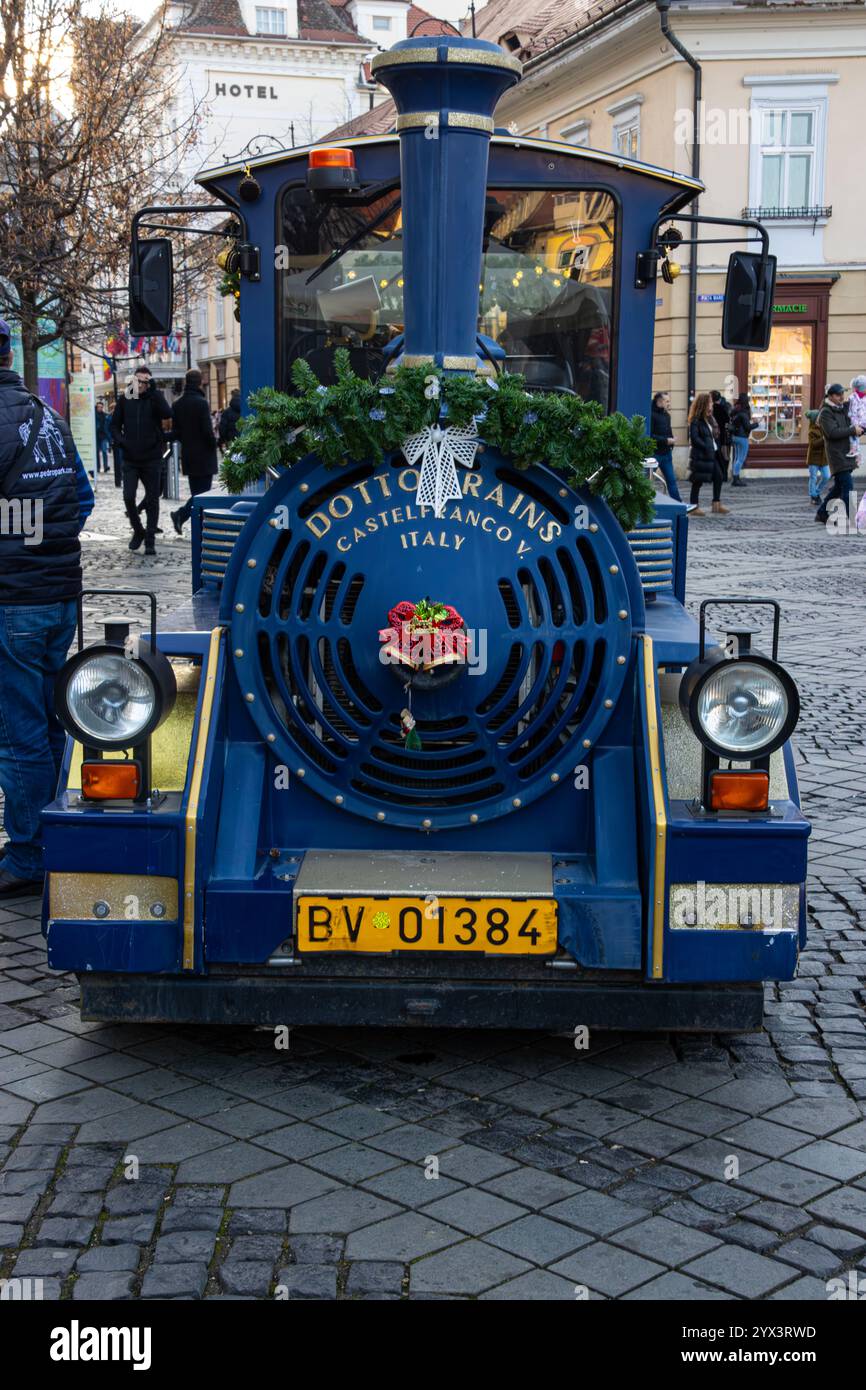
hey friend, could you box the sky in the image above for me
[111,0,487,23]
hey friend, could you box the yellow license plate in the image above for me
[296,896,558,954]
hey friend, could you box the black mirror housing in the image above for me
[129,238,174,336]
[722,250,777,352]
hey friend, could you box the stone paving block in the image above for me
[33,1217,95,1248]
[435,1143,518,1185]
[14,1247,79,1278]
[623,1272,732,1300]
[219,1261,273,1296]
[361,1162,464,1207]
[303,1142,402,1184]
[175,1142,287,1185]
[228,1163,339,1209]
[141,1261,209,1298]
[252,1122,345,1162]
[345,1211,462,1262]
[419,1188,527,1237]
[613,1214,721,1266]
[775,1237,842,1278]
[551,1241,665,1296]
[287,1234,343,1264]
[785,1139,866,1181]
[77,1244,142,1273]
[228,1234,283,1262]
[806,1187,866,1236]
[763,1097,862,1136]
[484,1213,592,1265]
[737,1160,840,1204]
[807,1223,866,1254]
[274,1264,337,1299]
[154,1230,219,1264]
[544,1190,644,1237]
[411,1240,530,1295]
[101,1215,158,1245]
[344,1261,404,1295]
[478,1268,576,1300]
[288,1187,400,1235]
[682,1246,799,1298]
[161,1205,224,1235]
[229,1209,287,1236]
[367,1122,459,1161]
[73,1272,136,1300]
[769,1275,834,1300]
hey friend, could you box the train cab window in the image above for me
[277,185,615,408]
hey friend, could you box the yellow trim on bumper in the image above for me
[641,635,667,980]
[183,628,223,970]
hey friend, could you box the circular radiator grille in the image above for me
[228,454,635,829]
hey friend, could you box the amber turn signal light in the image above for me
[309,147,355,169]
[708,770,770,812]
[81,761,142,801]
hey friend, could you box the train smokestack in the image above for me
[371,37,520,372]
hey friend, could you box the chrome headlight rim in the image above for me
[680,649,800,761]
[55,643,177,751]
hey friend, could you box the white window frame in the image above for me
[607,95,643,161]
[745,77,834,224]
[255,6,287,34]
[372,15,392,29]
[561,118,591,148]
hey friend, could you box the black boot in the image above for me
[129,529,146,551]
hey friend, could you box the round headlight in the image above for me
[680,650,799,759]
[55,644,177,750]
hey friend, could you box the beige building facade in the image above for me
[473,0,866,474]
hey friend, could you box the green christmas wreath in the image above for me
[221,349,656,532]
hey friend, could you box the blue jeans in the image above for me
[809,463,830,499]
[654,450,682,502]
[731,436,749,476]
[0,601,77,878]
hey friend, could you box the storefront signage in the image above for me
[773,304,807,314]
[214,81,278,99]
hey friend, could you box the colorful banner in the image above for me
[69,371,97,480]
[8,320,67,414]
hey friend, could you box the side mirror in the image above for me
[722,250,777,352]
[129,238,173,335]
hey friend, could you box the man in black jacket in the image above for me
[111,365,172,554]
[0,318,94,896]
[816,384,862,525]
[169,369,219,534]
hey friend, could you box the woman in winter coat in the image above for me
[688,391,728,516]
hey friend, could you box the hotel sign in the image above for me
[213,81,278,99]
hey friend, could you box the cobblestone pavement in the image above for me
[1,476,864,1301]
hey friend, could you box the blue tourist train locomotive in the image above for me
[42,36,808,1030]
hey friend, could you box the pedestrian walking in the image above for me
[711,390,732,479]
[846,376,866,467]
[729,391,758,487]
[805,409,830,506]
[94,400,112,474]
[110,365,172,554]
[649,390,682,501]
[218,389,242,453]
[815,384,862,526]
[0,318,94,897]
[169,369,219,535]
[688,391,728,516]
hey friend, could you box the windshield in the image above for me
[278,185,615,406]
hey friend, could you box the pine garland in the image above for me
[221,349,656,532]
